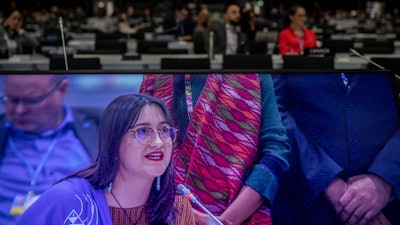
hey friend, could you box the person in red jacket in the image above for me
[278,4,317,55]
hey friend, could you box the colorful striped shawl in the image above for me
[140,74,271,224]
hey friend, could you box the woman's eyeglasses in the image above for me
[130,126,178,145]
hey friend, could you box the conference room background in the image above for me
[2,0,397,18]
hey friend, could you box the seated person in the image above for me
[162,4,195,41]
[0,75,101,224]
[278,4,317,55]
[0,8,39,54]
[87,6,118,34]
[192,8,211,53]
[241,9,262,41]
[210,3,247,55]
[16,94,195,225]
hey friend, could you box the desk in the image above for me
[68,40,194,54]
[70,33,96,40]
[271,54,368,69]
[1,53,399,71]
[0,55,49,70]
[75,54,221,70]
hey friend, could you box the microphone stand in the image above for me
[177,184,224,225]
[349,48,385,70]
[349,48,400,118]
[58,17,69,70]
[349,48,400,79]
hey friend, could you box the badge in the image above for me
[10,191,40,215]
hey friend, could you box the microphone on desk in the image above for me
[349,48,400,78]
[177,184,224,225]
[349,48,385,69]
[58,16,69,70]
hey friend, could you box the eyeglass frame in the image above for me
[1,79,64,106]
[128,126,178,145]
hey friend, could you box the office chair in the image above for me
[237,41,268,55]
[223,54,273,69]
[160,58,210,69]
[193,39,207,54]
[248,41,268,54]
[282,55,335,69]
[255,31,278,43]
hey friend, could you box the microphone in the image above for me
[349,48,400,79]
[177,184,224,225]
[58,17,69,70]
[349,48,385,70]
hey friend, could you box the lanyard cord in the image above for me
[185,74,194,120]
[296,35,304,51]
[8,134,60,189]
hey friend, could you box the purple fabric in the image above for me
[16,178,112,225]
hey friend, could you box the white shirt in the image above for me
[225,24,239,55]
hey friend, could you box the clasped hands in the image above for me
[324,174,393,225]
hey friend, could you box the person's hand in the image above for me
[178,35,192,41]
[338,174,393,225]
[16,23,22,33]
[193,208,233,225]
[324,177,348,213]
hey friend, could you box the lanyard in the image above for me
[184,74,194,120]
[8,134,60,189]
[296,35,304,52]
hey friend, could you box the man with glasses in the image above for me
[0,75,102,225]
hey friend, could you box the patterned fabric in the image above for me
[110,195,195,225]
[140,74,271,224]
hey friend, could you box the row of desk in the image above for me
[0,53,399,71]
[68,39,400,54]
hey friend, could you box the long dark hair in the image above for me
[283,3,305,28]
[73,93,176,224]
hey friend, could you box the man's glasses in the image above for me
[1,80,63,106]
[129,126,178,145]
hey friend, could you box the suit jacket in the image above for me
[162,17,195,38]
[209,21,247,54]
[271,73,400,224]
[0,107,102,163]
